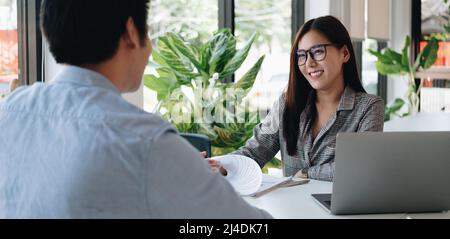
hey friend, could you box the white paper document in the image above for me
[213,155,309,197]
[213,155,262,196]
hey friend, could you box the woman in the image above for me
[210,15,384,182]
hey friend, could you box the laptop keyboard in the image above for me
[312,194,332,210]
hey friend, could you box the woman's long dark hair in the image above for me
[283,15,366,156]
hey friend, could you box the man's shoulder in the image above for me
[0,82,176,140]
[118,111,177,139]
[0,83,46,110]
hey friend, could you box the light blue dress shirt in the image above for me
[0,66,271,219]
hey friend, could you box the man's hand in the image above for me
[200,151,208,158]
[207,159,228,176]
[201,152,228,176]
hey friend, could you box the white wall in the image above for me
[305,0,330,20]
[43,41,144,109]
[43,41,62,82]
[305,0,365,40]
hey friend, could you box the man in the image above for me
[0,0,271,219]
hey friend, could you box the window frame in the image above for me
[218,0,235,83]
[411,0,421,63]
[17,0,43,86]
[377,41,388,102]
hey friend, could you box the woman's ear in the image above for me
[342,45,350,63]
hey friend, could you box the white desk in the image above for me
[244,180,450,219]
[244,112,450,218]
[384,112,450,132]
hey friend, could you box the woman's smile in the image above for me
[308,69,324,79]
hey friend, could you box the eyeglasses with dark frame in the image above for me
[296,43,340,66]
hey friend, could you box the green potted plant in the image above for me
[146,29,277,159]
[369,36,439,118]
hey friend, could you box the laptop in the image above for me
[312,132,450,215]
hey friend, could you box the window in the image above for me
[145,0,219,112]
[0,0,17,96]
[235,0,292,112]
[148,0,219,46]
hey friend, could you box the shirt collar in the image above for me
[306,85,356,112]
[337,85,356,111]
[50,65,120,94]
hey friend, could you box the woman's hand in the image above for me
[294,168,309,179]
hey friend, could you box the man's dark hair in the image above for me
[40,0,150,66]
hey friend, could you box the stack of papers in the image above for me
[213,155,309,197]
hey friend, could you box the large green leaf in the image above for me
[199,43,211,74]
[385,48,410,73]
[419,37,439,70]
[156,67,190,85]
[151,51,169,68]
[386,98,405,114]
[369,38,410,75]
[384,98,406,122]
[234,55,265,92]
[144,74,176,101]
[369,46,409,75]
[384,49,403,65]
[156,67,176,79]
[368,49,394,64]
[157,37,196,78]
[220,32,258,79]
[208,33,229,75]
[375,61,404,75]
[215,29,237,73]
[167,32,204,73]
[401,36,411,70]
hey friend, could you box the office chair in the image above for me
[179,133,212,158]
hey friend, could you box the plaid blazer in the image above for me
[233,86,384,181]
